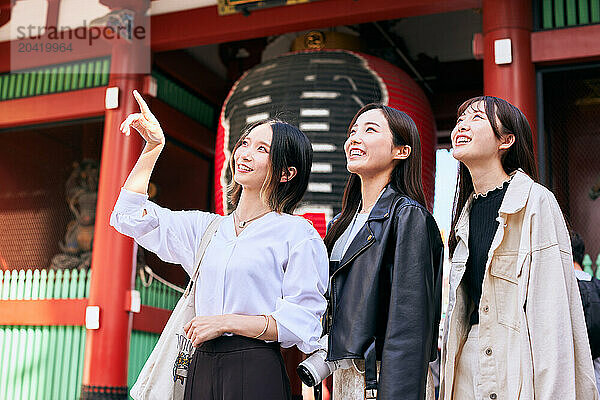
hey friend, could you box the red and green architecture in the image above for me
[1,0,599,398]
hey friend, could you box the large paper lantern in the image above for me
[215,50,436,234]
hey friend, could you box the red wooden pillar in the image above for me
[482,0,537,144]
[81,3,148,398]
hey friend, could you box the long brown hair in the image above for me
[324,103,427,253]
[448,96,539,257]
[228,120,313,214]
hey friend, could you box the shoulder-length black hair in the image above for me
[324,103,427,253]
[448,96,539,257]
[229,120,313,214]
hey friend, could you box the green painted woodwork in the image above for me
[540,0,600,28]
[583,253,595,275]
[0,268,179,399]
[0,57,216,131]
[0,57,110,101]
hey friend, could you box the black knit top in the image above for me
[465,179,510,325]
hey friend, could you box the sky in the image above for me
[432,149,458,245]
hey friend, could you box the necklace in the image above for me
[234,209,271,228]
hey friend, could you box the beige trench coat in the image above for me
[440,170,598,399]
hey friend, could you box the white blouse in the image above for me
[109,188,329,353]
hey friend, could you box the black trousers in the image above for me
[183,335,292,400]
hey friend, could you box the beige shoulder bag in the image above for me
[130,215,223,400]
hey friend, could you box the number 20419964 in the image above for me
[18,43,73,53]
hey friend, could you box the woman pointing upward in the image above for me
[111,90,328,400]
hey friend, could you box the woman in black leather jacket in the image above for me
[324,104,443,399]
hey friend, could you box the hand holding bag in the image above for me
[130,216,223,400]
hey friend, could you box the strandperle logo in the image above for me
[15,11,147,46]
[10,9,151,74]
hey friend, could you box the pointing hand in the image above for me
[119,90,165,146]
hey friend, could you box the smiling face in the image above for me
[451,101,510,166]
[232,123,272,191]
[344,109,406,179]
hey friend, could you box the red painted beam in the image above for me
[531,24,600,65]
[6,2,595,73]
[0,299,172,333]
[0,0,480,72]
[0,86,106,128]
[132,305,172,334]
[150,0,481,52]
[0,298,87,326]
[0,87,216,159]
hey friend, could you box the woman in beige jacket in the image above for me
[440,96,598,399]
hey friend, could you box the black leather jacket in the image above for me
[577,276,600,359]
[325,185,443,400]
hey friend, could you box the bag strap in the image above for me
[184,215,223,297]
[364,338,378,391]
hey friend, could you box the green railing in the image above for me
[0,57,110,101]
[0,269,88,400]
[0,268,180,400]
[538,0,600,29]
[582,252,600,278]
[135,270,182,311]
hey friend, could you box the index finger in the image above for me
[133,90,152,117]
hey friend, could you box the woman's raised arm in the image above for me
[120,90,165,195]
